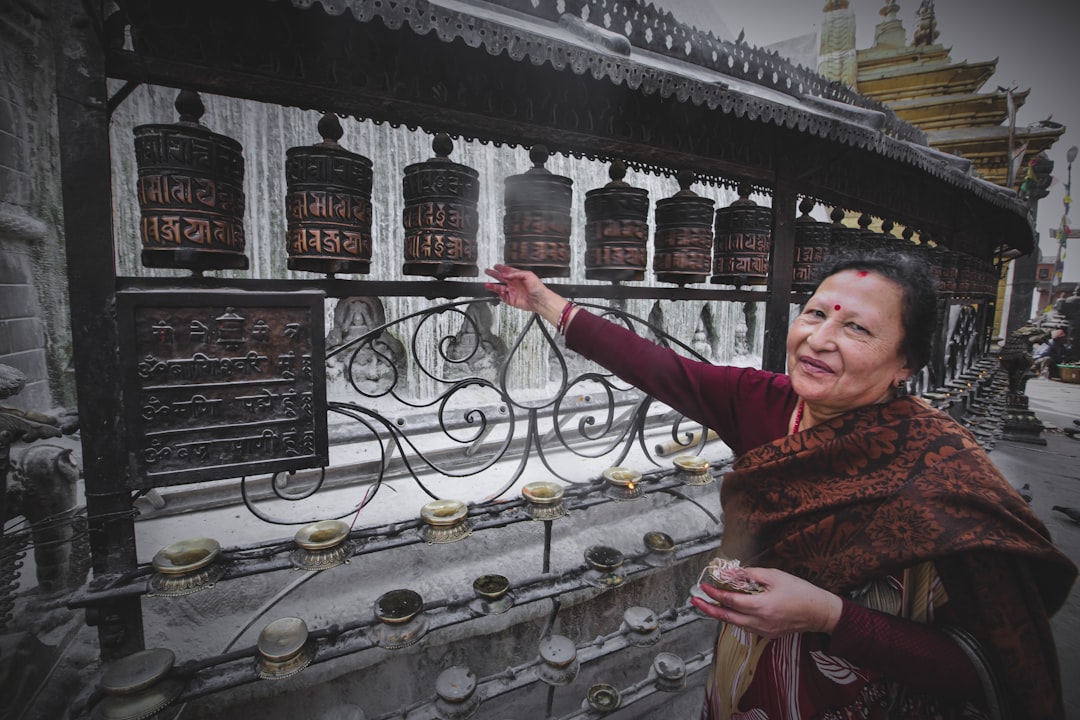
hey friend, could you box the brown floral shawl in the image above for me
[719,396,1076,719]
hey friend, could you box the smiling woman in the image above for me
[485,254,1077,720]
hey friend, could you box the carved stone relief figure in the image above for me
[693,305,717,362]
[326,297,407,398]
[444,301,507,376]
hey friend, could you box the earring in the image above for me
[894,377,909,396]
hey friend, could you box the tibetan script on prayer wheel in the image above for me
[711,184,772,286]
[503,145,573,278]
[793,198,830,292]
[653,173,714,285]
[401,134,480,278]
[584,161,649,281]
[117,290,328,489]
[134,91,248,274]
[285,114,373,276]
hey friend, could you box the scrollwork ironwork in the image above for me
[240,298,716,522]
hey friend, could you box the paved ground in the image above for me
[989,376,1080,718]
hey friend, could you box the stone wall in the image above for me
[0,1,74,412]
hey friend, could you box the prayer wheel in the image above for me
[134,90,248,274]
[401,133,480,278]
[502,145,573,278]
[977,257,998,297]
[828,206,863,248]
[584,160,649,281]
[284,113,374,276]
[793,198,830,291]
[652,172,714,285]
[853,213,895,254]
[711,184,772,286]
[955,252,982,297]
[917,237,945,292]
[938,244,960,298]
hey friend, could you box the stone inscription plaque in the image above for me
[118,290,328,489]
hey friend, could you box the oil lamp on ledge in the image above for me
[255,617,316,680]
[521,480,566,520]
[290,519,354,571]
[91,648,183,720]
[537,634,579,686]
[420,499,471,543]
[603,466,643,501]
[652,652,687,692]
[583,545,626,589]
[433,666,481,720]
[373,588,428,649]
[672,455,713,486]
[622,605,661,647]
[585,683,622,714]
[148,537,225,597]
[642,531,676,568]
[470,573,514,615]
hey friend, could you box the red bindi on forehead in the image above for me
[834,304,842,311]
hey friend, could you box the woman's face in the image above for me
[786,269,911,413]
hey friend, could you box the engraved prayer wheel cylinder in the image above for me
[853,213,894,254]
[919,241,945,291]
[956,252,979,297]
[939,246,960,297]
[402,134,480,278]
[285,113,374,276]
[584,160,649,281]
[711,184,772,286]
[828,206,864,248]
[653,172,714,285]
[134,90,248,273]
[978,257,997,296]
[793,198,830,292]
[502,145,573,278]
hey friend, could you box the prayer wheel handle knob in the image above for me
[317,112,344,145]
[175,89,204,125]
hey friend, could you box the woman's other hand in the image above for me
[484,264,569,327]
[691,567,843,638]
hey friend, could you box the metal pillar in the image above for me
[762,162,797,373]
[54,0,145,658]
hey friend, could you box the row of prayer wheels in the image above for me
[134,91,997,297]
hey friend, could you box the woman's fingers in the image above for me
[692,567,841,637]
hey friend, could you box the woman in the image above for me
[485,254,1076,720]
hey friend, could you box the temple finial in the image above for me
[912,0,940,47]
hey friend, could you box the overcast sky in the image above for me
[660,0,1080,266]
